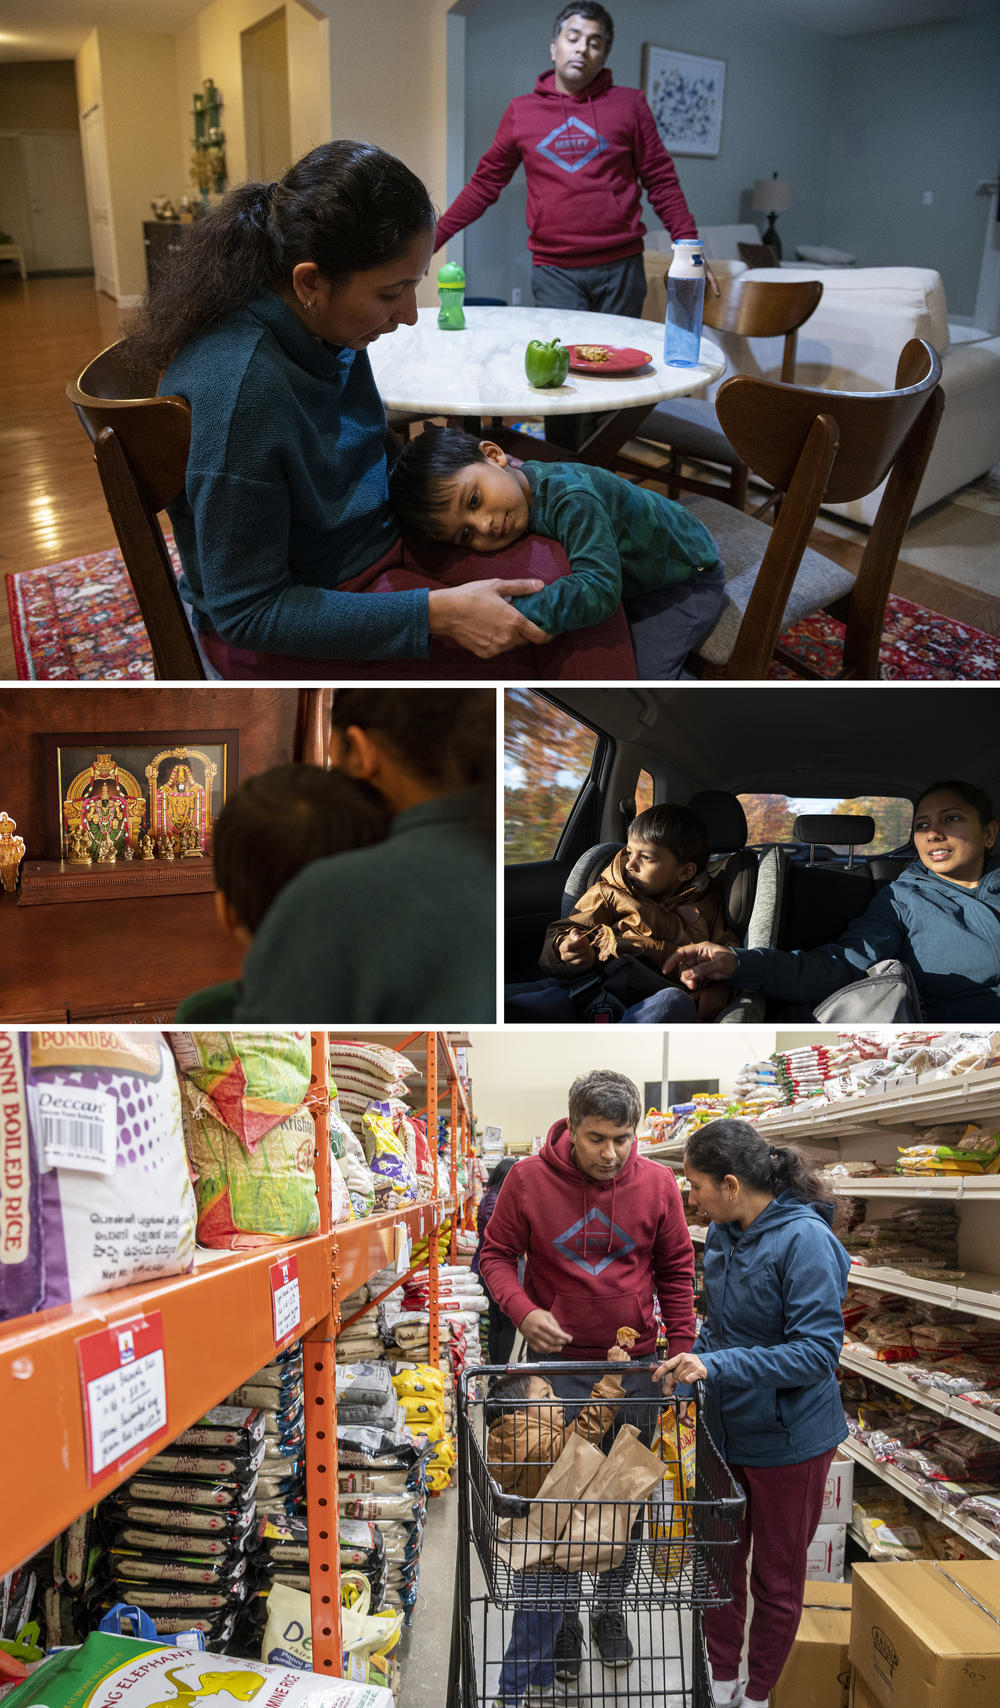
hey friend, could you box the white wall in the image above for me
[469,1025,779,1146]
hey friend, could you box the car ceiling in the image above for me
[536,687,1000,808]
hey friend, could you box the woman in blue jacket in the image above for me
[666,781,1000,1021]
[658,1119,850,1708]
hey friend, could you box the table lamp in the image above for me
[752,173,792,260]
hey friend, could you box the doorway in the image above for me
[242,8,292,184]
[0,130,93,275]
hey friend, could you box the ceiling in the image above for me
[0,0,992,64]
[541,686,1000,806]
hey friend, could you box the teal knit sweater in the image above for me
[162,292,430,658]
[512,462,719,634]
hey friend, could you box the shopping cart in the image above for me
[447,1362,745,1708]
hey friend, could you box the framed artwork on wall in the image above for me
[642,45,727,158]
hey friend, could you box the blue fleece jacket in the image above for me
[693,1195,850,1467]
[732,855,1000,1021]
[162,292,429,659]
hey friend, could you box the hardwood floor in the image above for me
[1,274,997,681]
[0,275,126,678]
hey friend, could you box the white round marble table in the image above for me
[368,304,725,465]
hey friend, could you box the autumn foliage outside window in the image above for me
[737,794,914,856]
[505,691,597,862]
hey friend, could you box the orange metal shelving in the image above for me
[0,1027,473,1680]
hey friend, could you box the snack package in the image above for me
[0,1630,394,1708]
[168,1032,312,1148]
[0,1031,196,1320]
[179,1078,318,1248]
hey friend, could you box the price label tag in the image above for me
[76,1311,168,1483]
[269,1254,301,1347]
[394,1222,412,1276]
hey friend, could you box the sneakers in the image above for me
[711,1681,745,1707]
[526,1685,559,1701]
[590,1610,633,1668]
[553,1612,584,1682]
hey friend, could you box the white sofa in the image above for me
[642,226,1000,526]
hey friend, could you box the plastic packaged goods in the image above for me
[360,1107,419,1213]
[0,1030,196,1320]
[179,1078,318,1249]
[0,1631,395,1708]
[168,1032,313,1148]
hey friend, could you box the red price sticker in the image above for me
[269,1254,301,1347]
[76,1311,168,1484]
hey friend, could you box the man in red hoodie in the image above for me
[434,4,703,318]
[479,1067,696,1675]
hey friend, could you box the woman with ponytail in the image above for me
[656,1119,850,1708]
[122,140,630,679]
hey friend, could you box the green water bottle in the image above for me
[437,261,466,330]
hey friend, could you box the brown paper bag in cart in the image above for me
[554,1423,669,1574]
[496,1433,606,1571]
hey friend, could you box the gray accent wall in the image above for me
[444,0,1000,317]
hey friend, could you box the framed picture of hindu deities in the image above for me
[25,729,238,906]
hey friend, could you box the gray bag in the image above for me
[811,959,923,1023]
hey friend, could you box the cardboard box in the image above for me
[850,1674,881,1708]
[849,1560,1000,1708]
[806,1521,847,1581]
[772,1582,852,1708]
[822,1456,855,1523]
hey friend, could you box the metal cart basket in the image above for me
[447,1362,746,1708]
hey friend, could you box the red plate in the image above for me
[567,344,653,375]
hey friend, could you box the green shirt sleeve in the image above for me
[511,486,624,633]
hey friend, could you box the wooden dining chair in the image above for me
[684,338,944,680]
[67,340,205,680]
[615,274,824,507]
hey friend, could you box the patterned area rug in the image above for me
[7,541,1000,680]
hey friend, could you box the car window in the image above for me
[737,793,913,856]
[635,770,655,814]
[505,692,598,862]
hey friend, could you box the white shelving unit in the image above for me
[667,1064,1000,1564]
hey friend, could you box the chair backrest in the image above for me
[67,339,204,680]
[714,338,945,677]
[705,275,824,383]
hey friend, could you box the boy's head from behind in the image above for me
[624,803,711,900]
[212,764,391,941]
[388,426,531,552]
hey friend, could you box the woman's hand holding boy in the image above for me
[427,579,552,657]
[663,941,739,988]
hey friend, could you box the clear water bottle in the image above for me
[664,238,705,367]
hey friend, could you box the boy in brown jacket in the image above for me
[486,1344,629,1705]
[507,803,737,1023]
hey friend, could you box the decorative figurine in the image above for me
[157,836,176,861]
[0,812,25,893]
[94,832,117,863]
[138,830,155,860]
[66,822,92,865]
[123,843,135,861]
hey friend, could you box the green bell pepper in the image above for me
[524,337,570,388]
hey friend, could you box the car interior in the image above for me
[504,685,1000,1022]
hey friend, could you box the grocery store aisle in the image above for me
[400,1483,460,1708]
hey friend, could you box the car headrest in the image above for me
[688,790,748,852]
[793,814,876,846]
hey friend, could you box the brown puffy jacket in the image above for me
[487,1371,626,1497]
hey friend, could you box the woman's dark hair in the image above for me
[629,803,710,873]
[486,1156,519,1191]
[685,1118,848,1228]
[123,140,434,373]
[552,3,613,49]
[213,763,390,933]
[914,780,995,830]
[330,690,494,833]
[567,1069,641,1134]
[388,427,488,539]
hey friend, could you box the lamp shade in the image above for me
[752,176,792,213]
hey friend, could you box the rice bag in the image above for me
[168,1031,312,1148]
[0,1630,394,1708]
[0,1030,196,1320]
[179,1078,318,1249]
[361,1106,418,1212]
